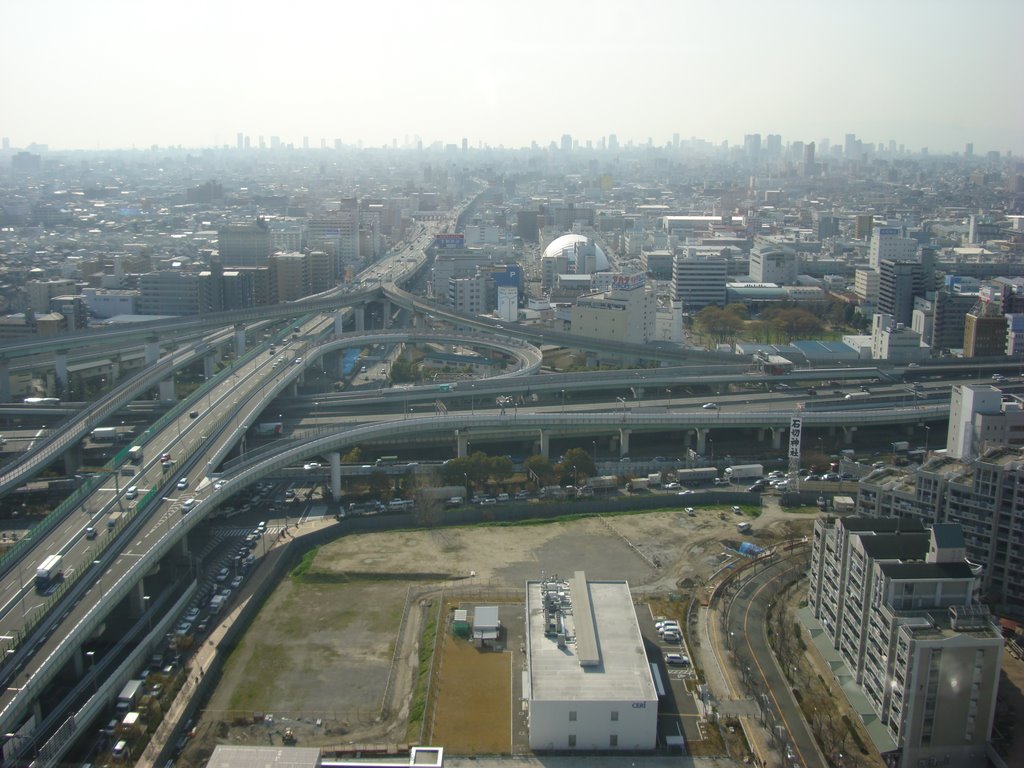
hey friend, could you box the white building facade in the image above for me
[526,572,657,751]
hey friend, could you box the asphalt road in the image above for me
[723,552,821,768]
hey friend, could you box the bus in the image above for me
[24,397,60,405]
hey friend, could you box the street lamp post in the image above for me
[561,389,565,413]
[616,396,626,421]
[924,425,931,455]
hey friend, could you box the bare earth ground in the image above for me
[430,633,512,753]
[182,500,816,763]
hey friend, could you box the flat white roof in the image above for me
[526,577,655,703]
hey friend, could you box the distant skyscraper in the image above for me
[844,132,857,157]
[244,135,250,150]
[965,142,974,157]
[743,133,762,162]
[765,133,782,158]
[560,134,572,152]
[672,132,680,149]
[803,142,815,175]
[259,135,265,149]
[462,137,468,153]
[1,137,9,151]
[236,132,243,150]
[270,135,281,150]
[608,134,618,151]
[303,136,309,150]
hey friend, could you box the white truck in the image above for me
[647,472,663,488]
[723,464,764,481]
[35,555,63,591]
[115,679,145,714]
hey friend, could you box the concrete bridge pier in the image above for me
[538,429,550,459]
[234,325,247,357]
[757,428,766,443]
[0,357,10,402]
[843,426,857,445]
[145,339,160,365]
[354,305,366,332]
[63,443,82,476]
[73,647,85,678]
[178,536,190,560]
[55,351,68,398]
[203,352,218,379]
[696,429,708,454]
[289,380,299,397]
[159,376,176,401]
[618,428,630,457]
[129,581,146,617]
[334,309,346,337]
[771,427,783,450]
[456,430,469,458]
[329,451,342,502]
[608,435,618,455]
[382,300,392,329]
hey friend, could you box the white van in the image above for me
[125,486,138,500]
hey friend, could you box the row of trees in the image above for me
[692,298,870,347]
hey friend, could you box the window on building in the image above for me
[609,734,618,747]
[568,711,576,722]
[610,710,619,721]
[568,735,576,747]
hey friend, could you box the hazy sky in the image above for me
[4,0,1022,154]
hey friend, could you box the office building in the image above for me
[928,289,978,353]
[855,214,875,240]
[963,310,1007,358]
[854,268,880,306]
[137,271,207,316]
[808,517,1002,768]
[269,252,310,303]
[673,250,727,311]
[26,279,77,313]
[448,273,487,316]
[217,220,272,267]
[748,245,798,285]
[80,288,138,319]
[526,572,657,751]
[869,226,918,270]
[570,274,656,346]
[870,313,927,362]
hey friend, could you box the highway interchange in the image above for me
[0,200,1017,764]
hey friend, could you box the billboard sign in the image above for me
[788,417,803,460]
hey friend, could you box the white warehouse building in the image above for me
[525,572,657,751]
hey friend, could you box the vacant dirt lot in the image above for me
[182,499,815,762]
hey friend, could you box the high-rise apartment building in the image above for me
[878,259,926,325]
[269,252,310,303]
[808,517,1002,768]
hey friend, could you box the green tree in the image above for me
[367,470,392,499]
[341,446,363,464]
[555,447,596,485]
[524,455,556,486]
[694,306,743,345]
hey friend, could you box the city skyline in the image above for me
[3,0,1023,155]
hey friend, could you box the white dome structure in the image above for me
[542,234,609,272]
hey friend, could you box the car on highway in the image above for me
[702,402,719,409]
[181,498,198,511]
[189,410,199,418]
[160,452,172,462]
[125,486,138,500]
[230,575,244,589]
[294,357,303,365]
[176,477,188,489]
[184,607,201,623]
[85,526,97,539]
[664,482,681,490]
